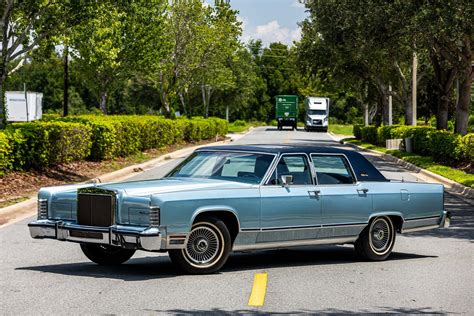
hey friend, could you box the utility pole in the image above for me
[388,84,392,125]
[63,45,69,117]
[411,52,417,126]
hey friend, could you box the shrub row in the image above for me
[0,116,228,174]
[353,124,473,165]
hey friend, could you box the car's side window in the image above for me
[267,154,313,185]
[312,155,355,185]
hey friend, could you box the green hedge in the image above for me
[0,132,12,175]
[5,121,92,169]
[0,115,228,175]
[353,124,363,140]
[460,133,474,163]
[354,125,471,165]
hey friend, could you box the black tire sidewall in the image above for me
[80,244,135,265]
[169,217,231,274]
[355,216,396,261]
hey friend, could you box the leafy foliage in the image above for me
[355,125,469,165]
[0,116,228,175]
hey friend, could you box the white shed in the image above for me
[5,91,43,122]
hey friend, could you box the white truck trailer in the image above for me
[304,96,330,132]
[5,91,43,122]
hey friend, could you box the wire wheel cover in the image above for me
[369,218,392,254]
[185,225,220,265]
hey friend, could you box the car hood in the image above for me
[96,177,256,196]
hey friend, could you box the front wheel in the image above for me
[80,244,135,265]
[169,216,231,274]
[354,216,396,261]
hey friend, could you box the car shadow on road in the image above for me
[146,306,449,315]
[223,246,436,273]
[16,246,436,281]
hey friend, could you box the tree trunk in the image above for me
[375,78,389,125]
[159,71,171,118]
[405,97,413,125]
[99,91,107,114]
[436,97,450,130]
[178,91,186,117]
[431,52,457,130]
[455,64,473,135]
[63,45,69,117]
[0,64,7,127]
[381,94,389,125]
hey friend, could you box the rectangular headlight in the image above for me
[38,199,48,219]
[149,206,160,226]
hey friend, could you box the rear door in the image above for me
[311,154,372,238]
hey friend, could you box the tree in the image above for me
[145,0,240,118]
[407,0,473,134]
[0,0,93,126]
[71,0,167,114]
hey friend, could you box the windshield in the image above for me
[308,109,327,115]
[166,151,275,184]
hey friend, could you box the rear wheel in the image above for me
[169,216,231,274]
[80,244,135,265]
[354,216,396,261]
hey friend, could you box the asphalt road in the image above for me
[1,127,473,314]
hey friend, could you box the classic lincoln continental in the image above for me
[29,145,450,273]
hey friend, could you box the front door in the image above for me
[259,154,322,242]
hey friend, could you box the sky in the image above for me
[209,0,308,47]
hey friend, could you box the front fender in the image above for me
[189,205,240,231]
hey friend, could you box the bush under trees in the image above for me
[0,116,228,175]
[353,125,473,166]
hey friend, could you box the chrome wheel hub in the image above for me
[369,217,392,255]
[185,225,220,265]
[195,238,209,252]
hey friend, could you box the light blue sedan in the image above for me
[29,145,450,274]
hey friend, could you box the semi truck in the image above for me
[304,96,330,132]
[275,95,298,130]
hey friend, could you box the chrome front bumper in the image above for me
[28,220,164,251]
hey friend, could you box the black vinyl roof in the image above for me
[197,144,388,182]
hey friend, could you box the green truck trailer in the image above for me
[275,95,298,130]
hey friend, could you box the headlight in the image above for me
[149,206,160,226]
[38,199,48,219]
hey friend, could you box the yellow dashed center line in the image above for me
[248,273,268,306]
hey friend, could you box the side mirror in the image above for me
[280,175,293,187]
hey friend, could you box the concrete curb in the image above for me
[343,141,474,200]
[0,137,236,226]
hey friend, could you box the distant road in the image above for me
[1,127,472,314]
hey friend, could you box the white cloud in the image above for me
[249,20,300,46]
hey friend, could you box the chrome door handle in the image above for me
[357,188,369,194]
[308,190,320,199]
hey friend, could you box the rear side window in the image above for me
[312,155,355,185]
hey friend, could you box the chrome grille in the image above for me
[38,199,48,219]
[77,188,116,226]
